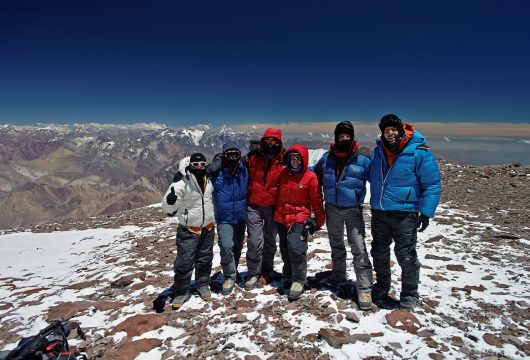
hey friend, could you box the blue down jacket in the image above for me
[369,131,441,218]
[311,150,371,208]
[210,159,249,224]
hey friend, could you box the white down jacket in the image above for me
[161,157,215,228]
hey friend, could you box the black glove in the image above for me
[303,217,317,235]
[166,187,177,205]
[417,214,429,232]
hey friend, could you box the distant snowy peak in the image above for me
[179,128,205,146]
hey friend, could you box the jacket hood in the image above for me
[261,128,282,141]
[283,144,309,173]
[223,141,240,152]
[178,156,191,175]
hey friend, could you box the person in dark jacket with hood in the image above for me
[369,114,441,311]
[274,144,325,300]
[244,128,285,290]
[208,141,249,295]
[311,121,373,310]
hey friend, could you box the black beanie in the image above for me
[379,114,403,132]
[334,121,354,141]
[190,153,206,164]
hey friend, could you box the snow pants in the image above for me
[326,203,373,291]
[217,221,246,281]
[172,225,214,295]
[277,223,308,283]
[370,210,420,302]
[246,204,278,277]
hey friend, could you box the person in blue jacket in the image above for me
[208,141,249,295]
[369,114,441,311]
[311,121,374,310]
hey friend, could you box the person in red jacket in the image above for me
[274,144,325,300]
[245,128,285,290]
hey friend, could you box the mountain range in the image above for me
[0,123,339,230]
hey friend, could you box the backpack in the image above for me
[1,320,87,360]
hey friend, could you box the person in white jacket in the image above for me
[161,153,216,309]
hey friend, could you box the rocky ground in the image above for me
[0,161,529,359]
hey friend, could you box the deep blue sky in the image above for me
[1,0,529,126]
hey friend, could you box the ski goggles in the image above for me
[191,161,207,167]
[262,138,279,146]
[224,149,241,160]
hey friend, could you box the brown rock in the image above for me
[111,314,165,337]
[385,309,422,334]
[428,353,444,360]
[482,333,502,347]
[184,335,200,345]
[318,328,352,348]
[235,300,255,308]
[261,288,277,295]
[463,284,486,292]
[350,333,370,343]
[93,301,127,311]
[21,287,50,295]
[245,356,261,360]
[110,271,146,288]
[47,301,92,320]
[427,274,449,282]
[65,280,101,290]
[446,264,466,271]
[425,254,451,261]
[110,338,162,360]
[0,303,13,310]
[344,312,360,323]
[242,292,258,299]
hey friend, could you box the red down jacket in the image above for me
[247,128,285,207]
[274,144,325,227]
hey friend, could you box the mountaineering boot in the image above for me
[399,296,418,312]
[222,279,235,295]
[325,272,346,288]
[197,286,212,301]
[171,292,191,310]
[357,291,373,310]
[244,275,259,291]
[288,282,304,301]
[262,269,283,284]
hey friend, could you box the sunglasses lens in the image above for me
[224,150,241,160]
[264,138,278,145]
[191,162,206,167]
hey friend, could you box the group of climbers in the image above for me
[161,114,441,312]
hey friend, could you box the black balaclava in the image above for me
[189,152,207,190]
[261,138,281,158]
[334,121,355,151]
[379,114,404,154]
[223,148,241,169]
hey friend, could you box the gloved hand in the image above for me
[166,187,178,205]
[303,217,317,235]
[417,214,429,232]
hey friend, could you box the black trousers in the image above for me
[172,226,214,294]
[370,210,421,301]
[277,223,308,283]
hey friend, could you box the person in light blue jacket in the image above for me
[369,114,441,312]
[311,121,373,310]
[208,141,249,295]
